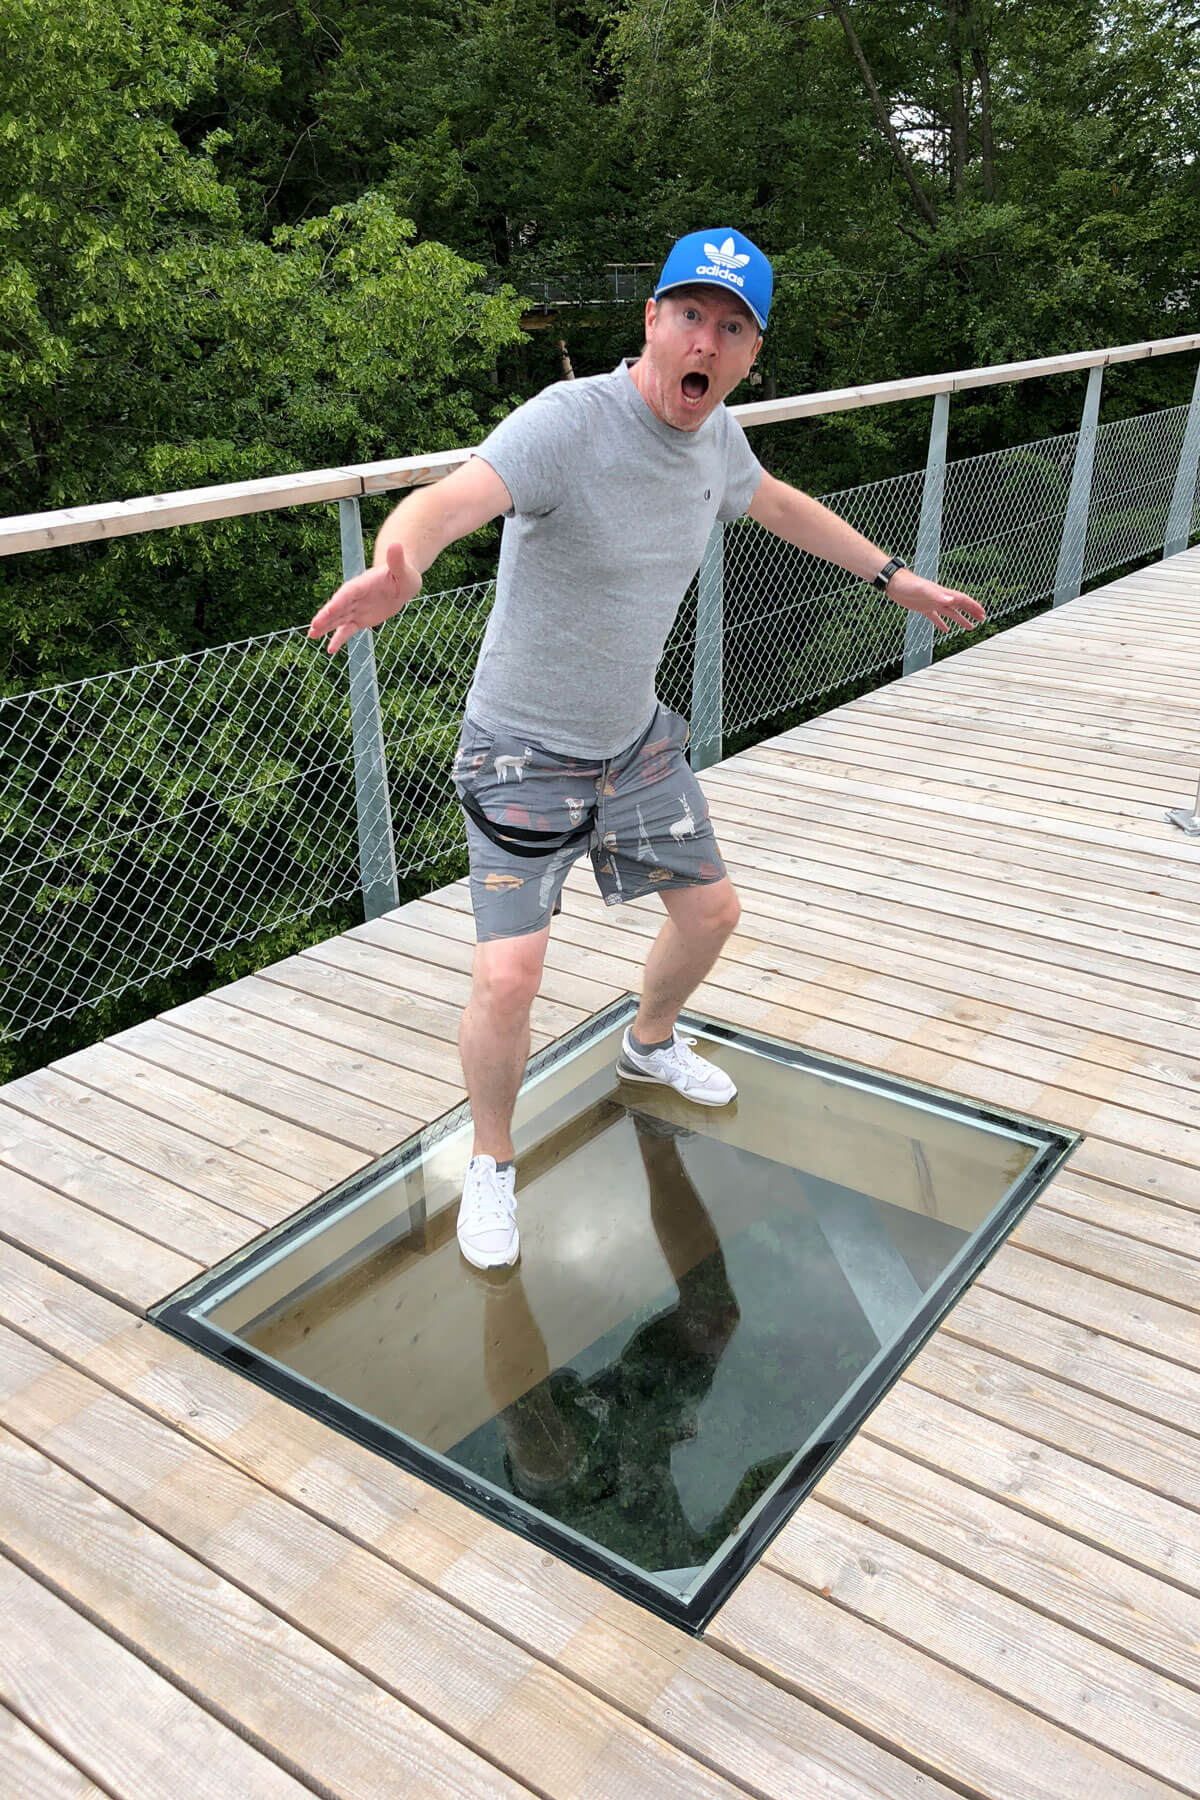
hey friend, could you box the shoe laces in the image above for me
[463,1160,516,1231]
[661,1033,708,1078]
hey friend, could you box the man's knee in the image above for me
[663,876,740,944]
[473,931,547,1015]
[691,879,741,940]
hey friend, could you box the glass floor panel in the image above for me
[152,996,1078,1631]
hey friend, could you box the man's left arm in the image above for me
[746,471,985,633]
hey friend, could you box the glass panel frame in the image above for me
[150,995,1079,1633]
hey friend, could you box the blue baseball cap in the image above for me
[654,229,772,331]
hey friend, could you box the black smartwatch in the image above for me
[872,555,907,592]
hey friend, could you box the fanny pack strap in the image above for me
[459,790,594,860]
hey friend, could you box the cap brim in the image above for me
[654,277,766,332]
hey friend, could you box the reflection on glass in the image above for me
[168,1007,1071,1621]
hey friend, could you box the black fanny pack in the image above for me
[459,789,595,859]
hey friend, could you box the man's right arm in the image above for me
[308,456,513,655]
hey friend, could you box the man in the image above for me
[308,228,984,1271]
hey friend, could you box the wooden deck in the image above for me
[2,552,1200,1799]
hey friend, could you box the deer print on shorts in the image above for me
[494,747,534,783]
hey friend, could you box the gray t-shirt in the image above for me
[465,359,763,758]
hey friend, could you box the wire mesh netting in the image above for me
[3,403,1199,1040]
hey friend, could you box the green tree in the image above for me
[0,0,527,687]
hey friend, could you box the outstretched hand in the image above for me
[887,568,986,633]
[307,541,423,654]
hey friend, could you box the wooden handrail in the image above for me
[3,332,1198,556]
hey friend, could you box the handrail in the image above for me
[3,332,1199,558]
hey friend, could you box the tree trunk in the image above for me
[832,3,939,231]
[969,12,997,201]
[947,0,969,202]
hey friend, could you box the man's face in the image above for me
[634,288,762,431]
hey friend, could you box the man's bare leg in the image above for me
[631,877,741,1044]
[459,925,551,1161]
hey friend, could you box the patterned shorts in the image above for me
[451,701,727,942]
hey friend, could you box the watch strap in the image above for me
[872,555,907,592]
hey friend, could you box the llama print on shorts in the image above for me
[669,795,696,844]
[635,804,655,865]
[494,747,534,782]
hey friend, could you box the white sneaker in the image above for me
[616,1028,737,1106]
[457,1155,519,1268]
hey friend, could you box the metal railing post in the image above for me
[1053,364,1104,607]
[339,497,400,919]
[902,390,950,676]
[1163,357,1200,559]
[690,520,724,771]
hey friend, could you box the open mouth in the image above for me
[681,371,710,407]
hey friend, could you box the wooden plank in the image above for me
[812,1433,1200,1692]
[709,1565,1182,1800]
[355,914,628,1014]
[0,1345,755,1800]
[705,813,1200,1008]
[290,933,586,1040]
[706,798,1200,956]
[614,817,1200,1064]
[715,753,1200,866]
[250,948,559,1053]
[765,1503,1200,1794]
[910,660,1200,730]
[703,775,1200,919]
[1038,1181,1200,1257]
[0,1098,255,1266]
[0,1249,965,1800]
[902,1333,1200,1510]
[45,1038,364,1196]
[0,1554,316,1800]
[204,973,469,1088]
[386,896,641,998]
[709,815,1200,980]
[888,655,1200,723]
[4,1413,693,1800]
[849,697,1190,766]
[147,993,457,1128]
[1010,1207,1200,1312]
[0,1165,199,1310]
[970,640,1200,694]
[784,715,1190,807]
[0,1069,314,1218]
[943,1285,1200,1439]
[0,1701,110,1800]
[749,739,1186,836]
[710,857,1200,1019]
[911,655,1198,717]
[864,1381,1200,1594]
[978,1245,1200,1372]
[94,1017,413,1165]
